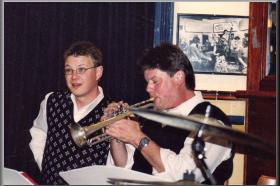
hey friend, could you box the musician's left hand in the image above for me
[105,118,144,147]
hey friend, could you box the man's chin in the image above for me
[71,91,83,97]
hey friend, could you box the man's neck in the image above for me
[75,90,100,110]
[177,88,195,105]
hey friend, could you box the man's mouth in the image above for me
[72,83,82,88]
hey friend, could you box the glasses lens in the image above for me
[77,67,86,74]
[64,68,73,75]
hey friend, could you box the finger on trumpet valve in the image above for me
[100,115,107,121]
[104,101,129,118]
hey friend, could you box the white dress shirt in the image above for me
[29,86,104,170]
[106,91,231,182]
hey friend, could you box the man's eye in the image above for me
[153,80,159,84]
[77,68,86,73]
[65,69,72,74]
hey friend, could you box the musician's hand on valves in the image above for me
[101,101,129,121]
[105,118,143,146]
[101,101,138,143]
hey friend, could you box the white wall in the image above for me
[208,99,246,185]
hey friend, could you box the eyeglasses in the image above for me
[64,66,97,75]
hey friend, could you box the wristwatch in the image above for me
[137,136,150,151]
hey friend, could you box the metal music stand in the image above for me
[184,106,217,185]
[191,124,216,185]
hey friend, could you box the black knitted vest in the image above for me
[41,91,110,185]
[132,101,234,184]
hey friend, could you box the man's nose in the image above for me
[146,83,153,94]
[71,72,79,79]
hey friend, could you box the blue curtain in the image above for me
[153,2,174,46]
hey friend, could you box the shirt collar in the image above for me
[70,86,104,122]
[165,91,204,117]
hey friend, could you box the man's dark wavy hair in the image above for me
[137,43,195,90]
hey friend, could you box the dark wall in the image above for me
[4,2,155,182]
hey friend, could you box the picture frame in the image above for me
[177,14,249,75]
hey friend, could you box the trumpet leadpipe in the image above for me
[84,97,154,136]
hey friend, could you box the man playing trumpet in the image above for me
[103,43,234,184]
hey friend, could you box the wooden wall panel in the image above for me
[244,97,276,184]
[236,2,277,184]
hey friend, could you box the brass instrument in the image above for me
[69,98,154,147]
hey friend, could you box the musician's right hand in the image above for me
[101,101,143,145]
[101,101,129,121]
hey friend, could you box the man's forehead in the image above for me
[144,69,168,79]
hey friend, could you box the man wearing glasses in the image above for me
[29,41,110,184]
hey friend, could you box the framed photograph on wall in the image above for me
[177,14,249,75]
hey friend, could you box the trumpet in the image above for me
[69,98,154,147]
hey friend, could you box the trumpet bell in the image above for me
[69,122,109,147]
[69,123,87,147]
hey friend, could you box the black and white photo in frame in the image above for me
[177,14,249,75]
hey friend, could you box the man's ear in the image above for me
[95,66,103,81]
[174,70,185,85]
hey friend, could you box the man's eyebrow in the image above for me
[146,76,155,81]
[77,64,87,67]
